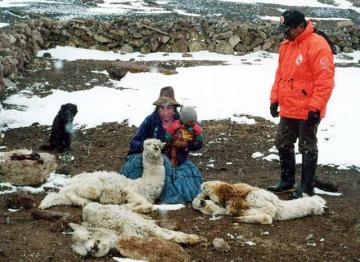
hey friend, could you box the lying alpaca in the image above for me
[70,202,199,257]
[39,138,165,213]
[192,181,327,224]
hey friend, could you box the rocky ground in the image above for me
[0,58,360,261]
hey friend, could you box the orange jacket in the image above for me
[270,21,335,120]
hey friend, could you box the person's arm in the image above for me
[270,45,286,104]
[129,115,153,154]
[188,124,204,151]
[307,40,335,114]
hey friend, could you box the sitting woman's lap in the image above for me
[120,154,203,204]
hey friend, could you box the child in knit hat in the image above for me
[164,106,204,167]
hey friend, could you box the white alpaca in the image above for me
[39,138,166,213]
[69,202,199,257]
[192,181,327,224]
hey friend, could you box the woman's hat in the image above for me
[153,86,181,107]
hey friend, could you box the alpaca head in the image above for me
[69,223,118,257]
[143,138,165,160]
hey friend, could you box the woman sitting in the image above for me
[120,86,204,204]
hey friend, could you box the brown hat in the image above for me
[153,86,181,107]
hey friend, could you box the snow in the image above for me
[252,152,264,158]
[153,204,185,210]
[0,172,69,195]
[1,47,360,169]
[220,0,360,13]
[0,23,9,27]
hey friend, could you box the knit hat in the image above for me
[153,86,181,107]
[277,9,306,33]
[180,106,197,124]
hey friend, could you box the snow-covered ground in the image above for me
[220,0,360,13]
[0,0,359,17]
[1,46,359,169]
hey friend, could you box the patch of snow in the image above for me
[252,152,264,158]
[245,240,256,246]
[152,204,185,210]
[262,154,279,162]
[314,188,342,196]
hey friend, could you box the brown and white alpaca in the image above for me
[39,138,165,213]
[192,181,327,224]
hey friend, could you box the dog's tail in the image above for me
[274,195,327,221]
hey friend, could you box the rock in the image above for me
[93,34,113,43]
[215,40,234,54]
[212,31,233,40]
[42,52,52,58]
[0,149,57,186]
[117,236,190,262]
[172,39,188,53]
[228,35,241,48]
[182,53,192,58]
[107,67,128,80]
[212,238,230,252]
[120,44,134,53]
[305,233,315,242]
[343,47,353,53]
[188,41,206,52]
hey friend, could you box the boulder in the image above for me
[0,149,57,186]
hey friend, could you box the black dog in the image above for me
[40,103,78,152]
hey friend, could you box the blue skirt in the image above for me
[120,154,203,204]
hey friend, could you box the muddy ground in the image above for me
[0,58,360,262]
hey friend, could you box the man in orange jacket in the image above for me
[268,9,335,199]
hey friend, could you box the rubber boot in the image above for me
[289,151,317,199]
[268,147,296,193]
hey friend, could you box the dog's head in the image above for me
[59,103,78,122]
[69,223,118,257]
[143,138,165,159]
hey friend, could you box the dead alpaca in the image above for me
[39,139,166,213]
[69,202,199,258]
[192,181,327,224]
[39,103,78,152]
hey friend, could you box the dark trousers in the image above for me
[275,117,319,154]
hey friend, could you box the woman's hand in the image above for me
[173,140,187,149]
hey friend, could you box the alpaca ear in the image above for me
[161,142,166,149]
[69,223,90,240]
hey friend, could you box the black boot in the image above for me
[289,151,317,199]
[268,147,296,193]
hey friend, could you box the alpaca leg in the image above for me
[193,198,227,216]
[76,184,102,200]
[125,191,153,213]
[65,191,92,207]
[235,214,273,224]
[39,192,73,209]
[152,226,199,245]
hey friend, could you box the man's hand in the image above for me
[173,140,187,149]
[306,110,321,127]
[270,102,279,117]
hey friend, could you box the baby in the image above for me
[165,106,204,166]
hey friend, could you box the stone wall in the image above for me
[0,16,359,97]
